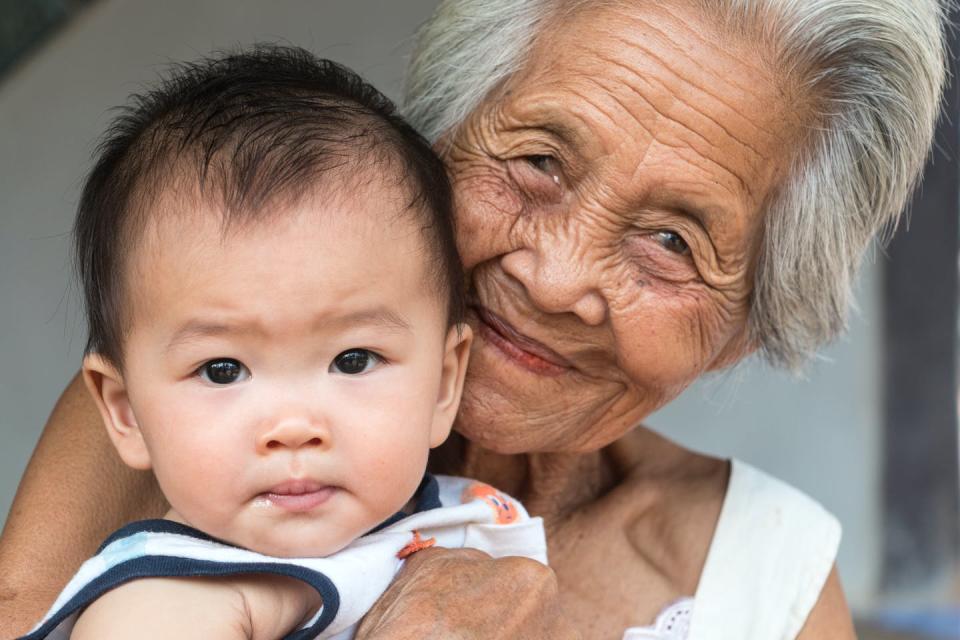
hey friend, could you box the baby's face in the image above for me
[90,181,467,557]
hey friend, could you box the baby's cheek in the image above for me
[365,439,429,510]
[150,428,244,516]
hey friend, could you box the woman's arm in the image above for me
[0,373,168,637]
[796,565,857,640]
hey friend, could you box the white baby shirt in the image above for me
[19,474,547,640]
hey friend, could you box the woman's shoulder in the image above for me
[720,459,841,532]
[688,458,842,638]
[608,429,841,638]
[704,458,842,578]
[609,429,839,538]
[607,430,840,598]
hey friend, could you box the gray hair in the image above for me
[403,0,949,371]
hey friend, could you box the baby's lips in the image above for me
[267,478,328,496]
[263,482,337,512]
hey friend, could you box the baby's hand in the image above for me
[71,573,321,640]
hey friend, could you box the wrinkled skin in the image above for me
[0,2,854,639]
[449,1,797,458]
[355,548,578,640]
[361,2,850,638]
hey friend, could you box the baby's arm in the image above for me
[71,573,321,640]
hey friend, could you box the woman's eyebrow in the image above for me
[539,121,582,149]
[650,188,737,235]
[509,105,584,149]
[530,118,593,160]
[674,204,717,230]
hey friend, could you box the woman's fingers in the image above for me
[355,547,579,639]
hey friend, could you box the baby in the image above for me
[20,46,546,640]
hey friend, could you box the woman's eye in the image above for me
[331,349,381,375]
[525,154,562,185]
[654,231,691,256]
[198,358,249,385]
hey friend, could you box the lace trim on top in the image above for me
[622,597,694,640]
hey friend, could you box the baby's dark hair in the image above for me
[75,45,464,369]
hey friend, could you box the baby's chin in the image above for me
[162,508,356,558]
[163,507,189,526]
[242,534,354,559]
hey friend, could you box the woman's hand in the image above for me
[355,547,579,640]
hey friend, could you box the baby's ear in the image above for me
[430,323,473,448]
[82,353,152,470]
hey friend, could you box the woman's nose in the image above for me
[256,414,330,453]
[500,241,608,326]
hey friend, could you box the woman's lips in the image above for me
[263,479,336,513]
[473,306,571,376]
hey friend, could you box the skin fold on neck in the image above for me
[431,431,632,525]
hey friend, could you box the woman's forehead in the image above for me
[485,1,804,242]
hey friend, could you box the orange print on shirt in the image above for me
[461,483,519,524]
[396,530,436,559]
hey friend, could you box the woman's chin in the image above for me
[457,338,568,451]
[457,333,661,454]
[455,373,623,456]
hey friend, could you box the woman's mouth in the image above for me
[472,305,571,376]
[262,479,336,513]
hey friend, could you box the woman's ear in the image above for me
[82,353,152,470]
[430,323,473,448]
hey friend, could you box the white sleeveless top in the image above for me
[623,459,841,640]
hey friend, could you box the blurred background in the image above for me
[0,1,956,637]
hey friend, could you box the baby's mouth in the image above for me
[261,479,337,513]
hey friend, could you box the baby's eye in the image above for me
[654,230,691,256]
[198,358,250,385]
[330,349,382,375]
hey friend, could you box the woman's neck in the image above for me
[430,434,620,525]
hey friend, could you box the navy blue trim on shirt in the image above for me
[414,472,442,511]
[97,518,227,553]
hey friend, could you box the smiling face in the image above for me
[83,178,471,557]
[446,1,804,453]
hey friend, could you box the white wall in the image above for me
[0,0,881,610]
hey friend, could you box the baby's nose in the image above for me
[256,414,329,453]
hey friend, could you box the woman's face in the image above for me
[446,2,804,453]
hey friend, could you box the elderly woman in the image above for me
[0,0,947,638]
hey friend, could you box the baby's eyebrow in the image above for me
[164,321,251,353]
[165,307,413,353]
[327,308,413,333]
